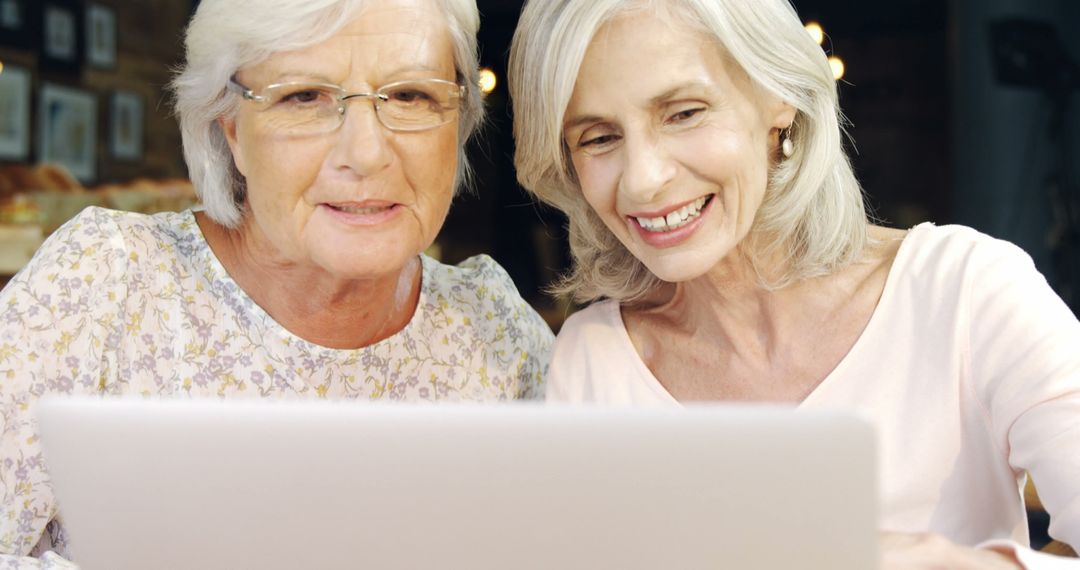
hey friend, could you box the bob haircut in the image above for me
[509,0,869,304]
[172,0,485,228]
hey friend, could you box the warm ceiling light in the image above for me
[828,56,846,81]
[805,21,825,46]
[479,68,497,94]
[0,60,5,76]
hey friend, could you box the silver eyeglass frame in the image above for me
[225,76,466,133]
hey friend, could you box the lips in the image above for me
[328,204,397,214]
[320,200,402,225]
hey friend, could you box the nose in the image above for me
[326,97,393,176]
[619,130,677,204]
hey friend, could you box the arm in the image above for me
[454,254,554,401]
[0,209,129,567]
[967,238,1080,565]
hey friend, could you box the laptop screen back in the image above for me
[36,399,877,570]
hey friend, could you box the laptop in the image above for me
[35,398,877,569]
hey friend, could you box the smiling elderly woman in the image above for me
[0,0,552,565]
[509,0,1078,568]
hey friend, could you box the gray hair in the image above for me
[509,0,869,304]
[172,0,484,227]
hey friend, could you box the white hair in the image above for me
[172,0,484,227]
[509,0,870,304]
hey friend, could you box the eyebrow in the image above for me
[381,63,449,78]
[647,80,712,106]
[562,114,607,132]
[562,80,714,132]
[264,63,450,86]
[263,71,336,85]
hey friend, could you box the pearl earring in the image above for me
[781,127,794,158]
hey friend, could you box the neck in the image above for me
[648,239,807,361]
[196,212,421,350]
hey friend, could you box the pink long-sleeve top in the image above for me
[547,223,1080,568]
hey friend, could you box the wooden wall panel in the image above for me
[0,0,192,185]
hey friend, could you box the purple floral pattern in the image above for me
[0,207,552,567]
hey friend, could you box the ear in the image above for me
[770,100,797,131]
[218,115,248,177]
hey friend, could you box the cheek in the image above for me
[432,130,460,191]
[402,128,458,213]
[677,128,767,194]
[239,127,324,195]
[573,156,618,215]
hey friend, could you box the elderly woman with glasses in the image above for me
[0,0,552,565]
[509,0,1079,567]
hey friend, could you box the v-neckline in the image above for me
[608,224,930,407]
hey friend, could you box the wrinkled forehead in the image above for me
[244,0,455,85]
[579,3,750,96]
[606,0,710,34]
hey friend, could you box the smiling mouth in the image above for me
[633,195,713,233]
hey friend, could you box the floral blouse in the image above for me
[0,207,553,567]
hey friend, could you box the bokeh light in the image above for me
[479,68,497,94]
[805,21,825,46]
[828,56,846,81]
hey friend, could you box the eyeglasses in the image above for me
[227,76,465,135]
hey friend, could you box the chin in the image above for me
[638,255,716,284]
[316,247,416,282]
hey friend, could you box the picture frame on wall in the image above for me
[0,0,20,29]
[86,3,116,69]
[38,84,98,183]
[109,91,144,161]
[0,65,33,161]
[40,1,84,74]
[0,0,41,49]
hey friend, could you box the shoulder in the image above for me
[426,253,516,289]
[875,223,1056,337]
[549,300,624,372]
[0,209,137,331]
[419,254,554,399]
[9,206,135,283]
[899,223,1032,268]
[421,253,554,344]
[422,253,525,305]
[891,223,1036,290]
[39,206,199,263]
[557,299,622,342]
[98,206,201,252]
[3,207,203,305]
[548,299,663,403]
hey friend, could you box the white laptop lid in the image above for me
[36,398,877,570]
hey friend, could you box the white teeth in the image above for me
[635,196,710,233]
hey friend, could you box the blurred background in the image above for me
[0,0,1078,328]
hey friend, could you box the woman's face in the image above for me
[563,11,795,283]
[222,0,459,281]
